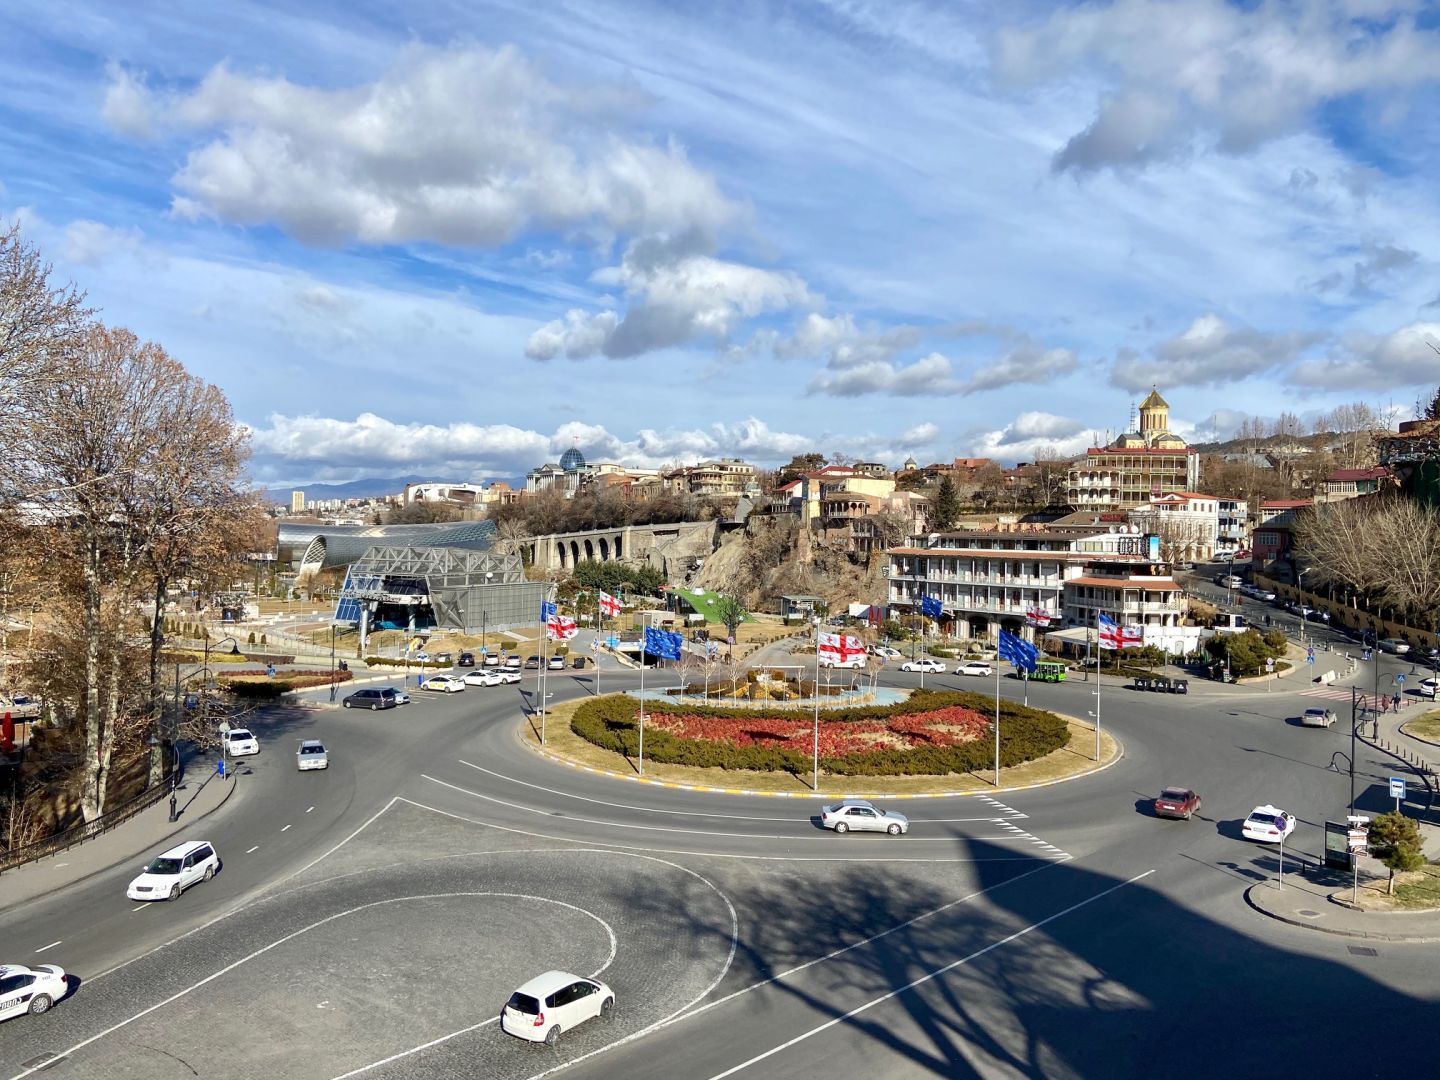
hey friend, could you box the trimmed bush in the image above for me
[362,655,453,669]
[218,669,353,698]
[570,691,1069,777]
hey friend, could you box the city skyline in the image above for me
[3,1,1438,486]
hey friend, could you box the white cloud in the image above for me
[100,62,156,138]
[61,219,144,265]
[808,352,964,397]
[121,44,740,247]
[527,237,812,359]
[1110,314,1323,391]
[1289,321,1440,390]
[961,342,1079,393]
[775,312,921,369]
[964,411,1094,463]
[994,0,1440,173]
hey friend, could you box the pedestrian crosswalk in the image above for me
[1301,686,1394,711]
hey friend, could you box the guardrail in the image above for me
[0,769,178,874]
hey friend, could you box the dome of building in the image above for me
[559,447,587,472]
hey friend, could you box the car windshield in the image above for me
[301,746,323,755]
[1248,813,1278,826]
[1159,789,1189,801]
[145,857,182,875]
[506,992,540,1015]
[230,730,252,740]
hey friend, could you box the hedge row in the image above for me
[569,692,1069,777]
[217,669,354,699]
[635,688,988,725]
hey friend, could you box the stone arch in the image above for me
[570,540,581,566]
[584,539,595,560]
[557,541,567,569]
[614,535,623,560]
[598,537,610,560]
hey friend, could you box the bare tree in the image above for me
[1297,496,1440,622]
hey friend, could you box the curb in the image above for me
[1243,883,1440,944]
[518,714,1125,800]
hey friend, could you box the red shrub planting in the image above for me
[647,706,989,756]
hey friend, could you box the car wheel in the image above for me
[600,997,614,1019]
[203,864,214,881]
[833,822,848,834]
[343,701,352,708]
[544,1025,560,1047]
[168,883,181,901]
[1183,810,1192,821]
[371,702,380,711]
[28,994,52,1016]
[887,823,902,836]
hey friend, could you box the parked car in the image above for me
[296,739,329,770]
[1379,638,1411,655]
[1153,787,1202,820]
[127,840,219,900]
[956,661,994,677]
[548,655,566,670]
[1300,707,1337,728]
[491,668,522,685]
[0,693,40,720]
[343,687,400,710]
[420,674,466,693]
[820,798,909,835]
[483,652,502,667]
[456,652,476,667]
[867,645,903,659]
[503,656,522,671]
[463,670,502,687]
[385,687,411,705]
[0,963,67,1020]
[900,658,944,673]
[525,656,542,669]
[223,728,259,756]
[1252,588,1277,602]
[1418,678,1440,699]
[433,652,454,665]
[1242,805,1295,844]
[501,970,614,1045]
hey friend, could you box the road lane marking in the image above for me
[34,941,61,953]
[281,824,292,832]
[245,846,259,854]
[306,806,315,813]
[701,869,1157,1080]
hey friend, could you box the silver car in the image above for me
[296,740,329,770]
[820,799,909,835]
[1299,708,1337,728]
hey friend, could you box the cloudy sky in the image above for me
[4,0,1440,486]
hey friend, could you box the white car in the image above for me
[420,674,466,693]
[296,740,329,770]
[463,670,502,687]
[483,653,501,667]
[956,661,994,677]
[501,970,615,1044]
[868,646,903,660]
[1241,805,1296,844]
[127,840,220,900]
[820,799,909,835]
[1378,638,1411,655]
[491,669,522,685]
[223,728,259,756]
[900,658,944,673]
[0,964,67,1021]
[1418,678,1439,699]
[1252,588,1277,602]
[1299,708,1337,728]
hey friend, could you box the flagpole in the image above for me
[540,593,549,745]
[638,619,647,776]
[994,654,1001,787]
[1094,611,1102,761]
[813,621,821,792]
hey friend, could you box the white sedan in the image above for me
[490,669,522,685]
[1419,678,1439,699]
[223,728,259,756]
[463,670,502,687]
[0,964,67,1021]
[1242,805,1296,844]
[420,674,466,693]
[956,661,994,677]
[900,658,945,673]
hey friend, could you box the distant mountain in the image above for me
[259,476,524,504]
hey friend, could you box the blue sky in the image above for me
[4,0,1440,486]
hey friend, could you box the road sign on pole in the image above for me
[1390,776,1406,804]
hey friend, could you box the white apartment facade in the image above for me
[1129,492,1220,562]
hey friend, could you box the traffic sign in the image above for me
[1396,673,1406,684]
[1265,657,1275,671]
[1306,655,1315,666]
[1390,776,1407,800]
[416,652,429,662]
[1347,829,1368,853]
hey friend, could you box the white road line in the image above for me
[307,806,315,813]
[245,846,259,854]
[519,857,1067,1080]
[702,869,1157,1080]
[458,759,1017,823]
[281,824,293,833]
[34,941,61,953]
[423,775,1048,846]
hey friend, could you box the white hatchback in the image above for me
[501,970,614,1045]
[127,840,220,900]
[1241,805,1295,844]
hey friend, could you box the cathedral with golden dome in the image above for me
[1066,388,1200,509]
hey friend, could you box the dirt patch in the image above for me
[1339,863,1440,912]
[521,696,1119,796]
[1403,710,1440,742]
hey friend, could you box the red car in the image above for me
[1154,787,1202,820]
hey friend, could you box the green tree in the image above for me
[776,452,826,487]
[712,594,748,641]
[1367,811,1425,895]
[930,476,960,530]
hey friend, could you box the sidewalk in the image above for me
[0,760,240,912]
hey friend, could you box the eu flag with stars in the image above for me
[643,626,683,661]
[540,600,557,622]
[920,595,943,619]
[998,630,1039,673]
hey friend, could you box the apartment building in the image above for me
[665,458,758,497]
[1129,492,1221,562]
[887,523,1181,642]
[1066,389,1201,510]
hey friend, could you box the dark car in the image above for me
[456,652,476,667]
[343,687,399,711]
[525,655,542,669]
[1154,787,1202,820]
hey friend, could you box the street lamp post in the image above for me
[329,623,337,702]
[1297,567,1311,644]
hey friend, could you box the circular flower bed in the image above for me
[570,690,1069,777]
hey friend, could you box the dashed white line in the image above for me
[306,806,315,813]
[280,824,292,833]
[34,940,61,953]
[245,846,259,854]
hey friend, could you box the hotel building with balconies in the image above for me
[1066,389,1201,510]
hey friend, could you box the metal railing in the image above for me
[0,767,179,874]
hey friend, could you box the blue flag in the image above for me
[920,595,944,619]
[540,600,557,622]
[998,630,1039,673]
[643,626,683,661]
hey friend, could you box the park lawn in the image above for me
[1393,862,1440,909]
[1405,709,1440,741]
[672,588,751,626]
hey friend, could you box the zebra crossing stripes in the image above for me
[1301,687,1385,708]
[991,817,1071,859]
[970,794,1027,819]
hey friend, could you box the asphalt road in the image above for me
[2,642,1436,1079]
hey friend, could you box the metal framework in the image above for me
[333,545,545,633]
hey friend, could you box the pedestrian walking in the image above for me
[1393,692,1402,712]
[1381,696,1390,714]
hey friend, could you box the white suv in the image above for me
[127,840,220,901]
[501,970,614,1044]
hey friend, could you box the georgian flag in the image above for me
[598,591,622,618]
[546,614,578,641]
[1121,624,1144,647]
[1024,607,1052,628]
[1098,612,1122,651]
[818,632,865,664]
